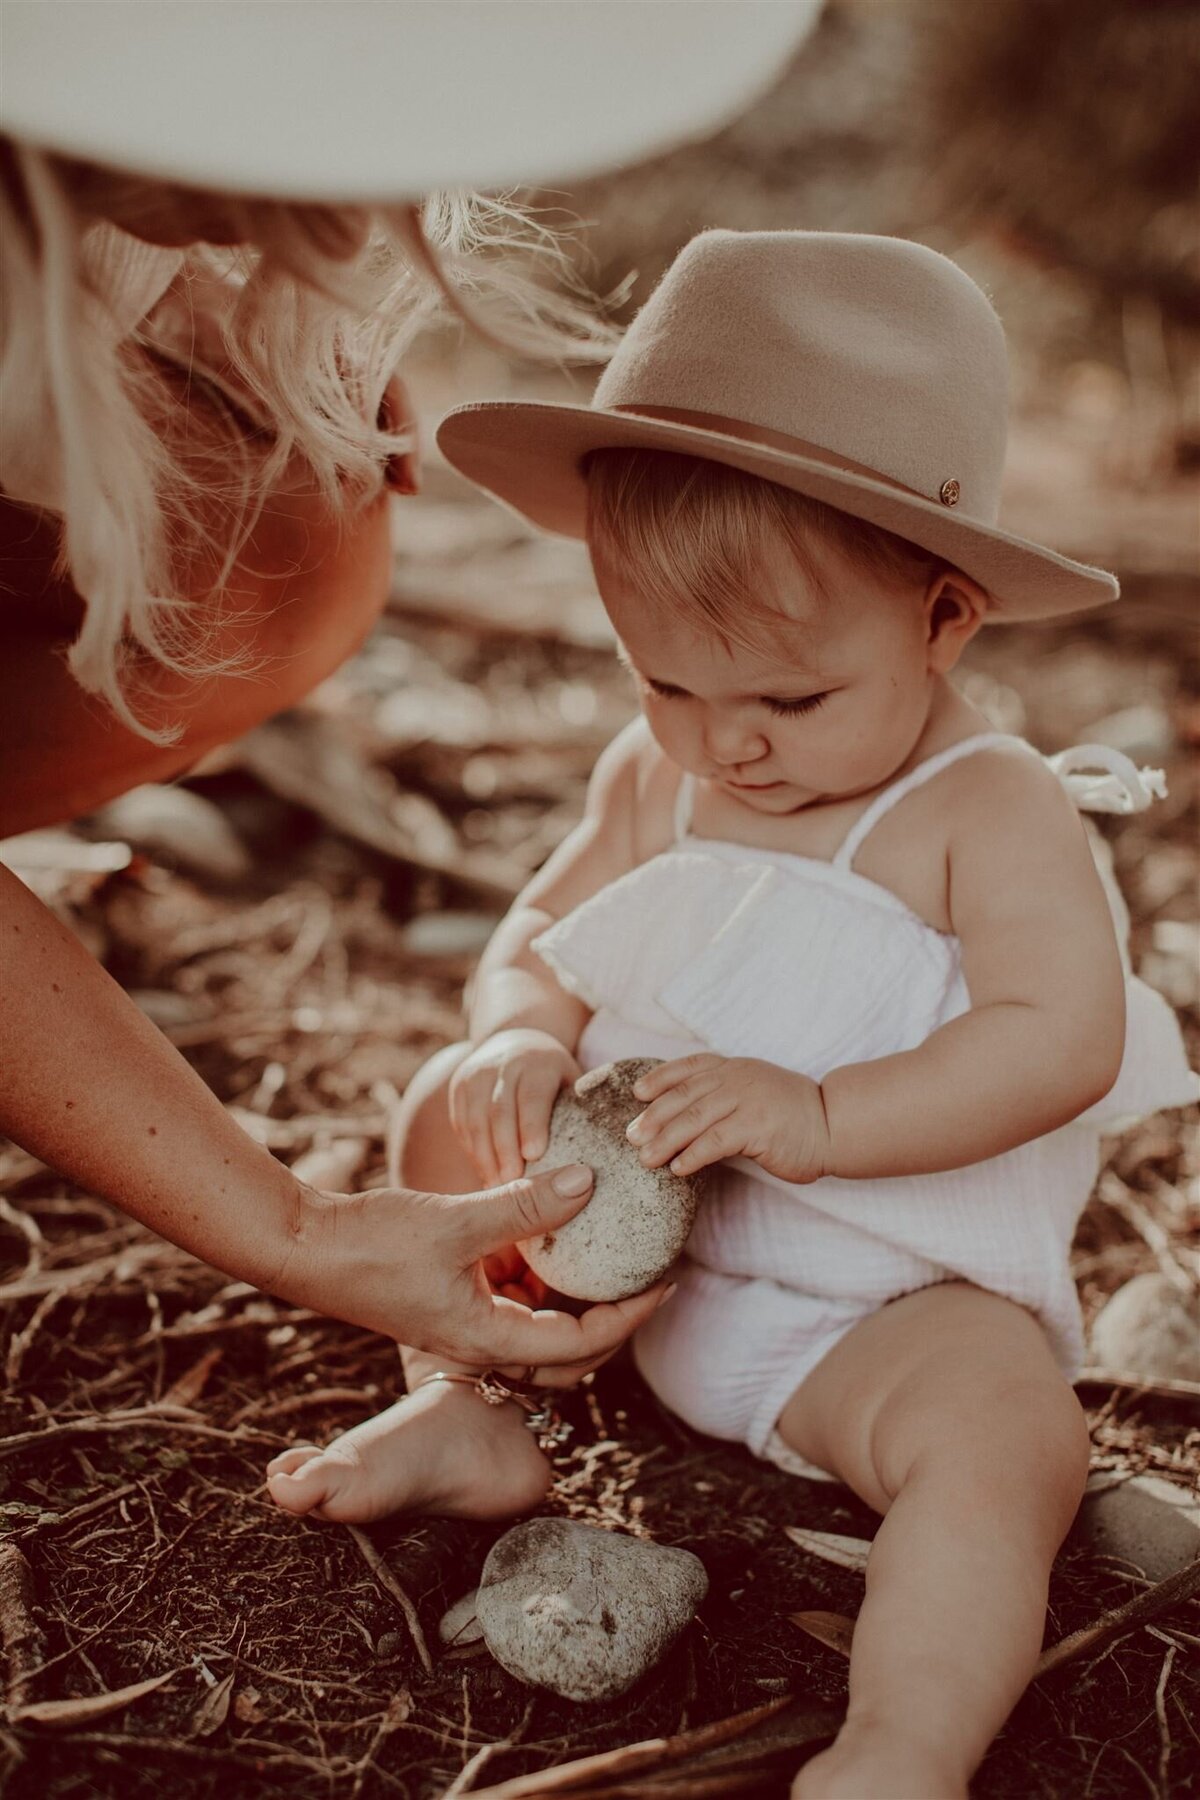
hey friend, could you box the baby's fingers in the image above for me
[626,1066,723,1150]
[488,1074,526,1184]
[515,1067,563,1164]
[632,1054,720,1103]
[454,1078,503,1186]
[633,1094,737,1171]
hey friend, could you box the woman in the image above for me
[0,2,811,1374]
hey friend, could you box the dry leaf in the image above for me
[234,1685,266,1725]
[160,1348,223,1412]
[13,1668,176,1726]
[192,1669,235,1737]
[789,1611,856,1659]
[783,1527,872,1572]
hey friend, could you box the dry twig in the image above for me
[0,1543,45,1714]
[344,1525,434,1676]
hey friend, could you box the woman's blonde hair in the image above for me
[0,145,617,739]
[585,448,947,650]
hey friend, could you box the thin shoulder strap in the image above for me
[672,771,696,842]
[834,733,1038,871]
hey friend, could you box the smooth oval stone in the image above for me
[476,1518,707,1701]
[521,1059,704,1301]
[1089,1273,1200,1383]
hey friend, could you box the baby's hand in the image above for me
[626,1054,831,1185]
[448,1028,581,1186]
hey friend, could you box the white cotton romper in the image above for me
[532,734,1198,1476]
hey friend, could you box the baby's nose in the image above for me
[704,711,767,765]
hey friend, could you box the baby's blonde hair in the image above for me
[0,145,616,740]
[584,448,947,651]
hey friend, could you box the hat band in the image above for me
[609,403,952,510]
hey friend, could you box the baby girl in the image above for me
[267,232,1195,1798]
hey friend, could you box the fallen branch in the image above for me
[463,1697,800,1798]
[11,1668,178,1728]
[0,1406,286,1459]
[345,1525,433,1676]
[1075,1368,1200,1402]
[1035,1556,1200,1677]
[0,1543,45,1714]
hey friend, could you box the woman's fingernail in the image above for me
[633,1082,651,1100]
[656,1283,678,1308]
[626,1117,646,1143]
[551,1164,592,1197]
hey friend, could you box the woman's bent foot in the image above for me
[265,1380,552,1524]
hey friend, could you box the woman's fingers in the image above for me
[477,1279,673,1373]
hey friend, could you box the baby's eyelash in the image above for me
[763,692,828,718]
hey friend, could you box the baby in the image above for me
[267,233,1195,1798]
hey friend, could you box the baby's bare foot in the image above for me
[265,1380,551,1525]
[792,1721,968,1800]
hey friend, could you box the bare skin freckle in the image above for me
[148,1126,158,1137]
[65,1099,75,1110]
[52,983,61,994]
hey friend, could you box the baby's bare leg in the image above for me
[267,1044,552,1523]
[778,1284,1089,1800]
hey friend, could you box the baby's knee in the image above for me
[386,1040,472,1188]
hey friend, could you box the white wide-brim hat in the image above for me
[0,0,820,201]
[437,230,1120,621]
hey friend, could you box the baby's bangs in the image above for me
[584,448,828,650]
[584,448,949,647]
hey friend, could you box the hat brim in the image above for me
[1,1,818,202]
[436,401,1119,622]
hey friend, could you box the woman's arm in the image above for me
[0,860,668,1368]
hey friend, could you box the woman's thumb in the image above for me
[458,1165,593,1259]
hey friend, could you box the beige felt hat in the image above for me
[437,230,1119,620]
[0,1,819,202]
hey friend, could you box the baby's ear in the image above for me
[923,571,988,672]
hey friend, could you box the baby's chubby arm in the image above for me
[450,719,665,1184]
[629,753,1127,1183]
[818,751,1126,1176]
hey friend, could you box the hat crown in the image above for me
[594,231,1010,521]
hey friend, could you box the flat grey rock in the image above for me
[476,1518,708,1702]
[1074,1474,1200,1583]
[522,1059,705,1301]
[1088,1274,1200,1384]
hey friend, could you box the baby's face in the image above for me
[596,538,939,812]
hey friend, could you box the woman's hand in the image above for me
[448,1027,580,1185]
[626,1054,832,1185]
[282,1163,669,1380]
